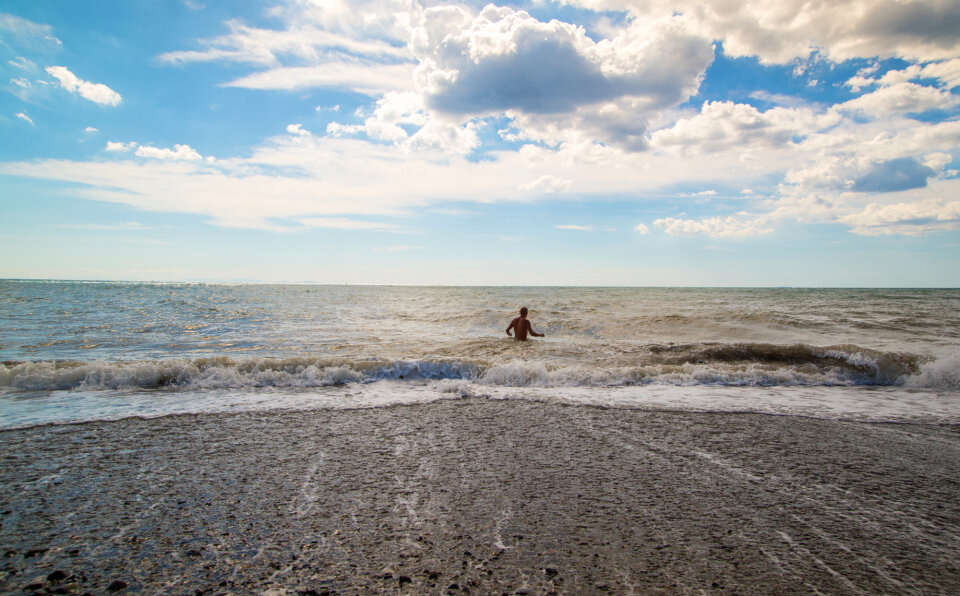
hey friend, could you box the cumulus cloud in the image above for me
[325,122,365,137]
[504,97,657,152]
[778,121,960,202]
[45,66,121,106]
[324,90,479,153]
[650,101,840,154]
[405,119,479,154]
[84,126,99,134]
[15,112,34,125]
[286,123,311,136]
[135,144,203,160]
[105,141,203,160]
[567,0,960,63]
[841,198,960,235]
[520,175,572,193]
[919,58,960,88]
[105,141,137,152]
[654,215,774,238]
[838,82,958,118]
[556,224,591,230]
[5,1,959,242]
[412,5,712,119]
[852,158,938,193]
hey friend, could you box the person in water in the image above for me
[506,306,544,341]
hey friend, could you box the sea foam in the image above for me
[1,348,955,392]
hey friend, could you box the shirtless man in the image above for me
[506,306,545,341]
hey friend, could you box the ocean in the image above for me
[1,280,959,428]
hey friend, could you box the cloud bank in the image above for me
[3,0,960,241]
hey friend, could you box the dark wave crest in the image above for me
[2,343,955,391]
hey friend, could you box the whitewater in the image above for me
[2,280,958,428]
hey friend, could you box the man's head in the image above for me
[520,307,528,317]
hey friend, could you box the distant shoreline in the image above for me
[3,278,959,289]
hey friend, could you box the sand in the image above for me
[1,397,959,595]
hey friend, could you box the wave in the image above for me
[1,344,956,392]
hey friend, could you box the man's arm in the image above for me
[506,318,516,336]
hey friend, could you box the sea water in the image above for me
[1,280,958,428]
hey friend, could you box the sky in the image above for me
[1,0,959,286]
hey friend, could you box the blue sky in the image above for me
[2,0,959,286]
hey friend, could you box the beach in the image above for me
[2,398,958,595]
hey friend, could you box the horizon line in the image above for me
[2,278,959,290]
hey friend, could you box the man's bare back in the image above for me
[506,307,544,341]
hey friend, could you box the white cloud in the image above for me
[105,141,137,152]
[846,59,960,93]
[15,112,34,125]
[85,126,99,134]
[520,175,572,193]
[4,0,960,242]
[326,122,365,137]
[406,119,479,154]
[158,17,410,66]
[158,4,417,96]
[841,198,960,236]
[223,62,414,95]
[923,152,953,172]
[2,117,951,236]
[8,56,38,70]
[135,144,203,160]
[505,97,658,152]
[777,120,960,201]
[556,224,592,231]
[409,5,712,150]
[344,92,427,142]
[919,58,960,88]
[45,66,121,106]
[758,116,960,235]
[286,123,311,137]
[0,12,61,47]
[838,82,958,118]
[567,0,960,63]
[650,101,840,155]
[654,215,774,238]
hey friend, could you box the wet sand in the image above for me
[1,397,959,595]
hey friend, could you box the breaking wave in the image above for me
[1,344,955,392]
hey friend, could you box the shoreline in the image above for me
[2,397,958,594]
